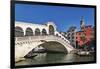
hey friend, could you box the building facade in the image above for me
[60,17,95,50]
[66,26,77,48]
[60,26,77,48]
[76,18,95,50]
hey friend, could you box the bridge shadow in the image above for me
[24,41,68,58]
[38,41,68,53]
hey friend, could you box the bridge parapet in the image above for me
[15,35,75,50]
[15,35,70,43]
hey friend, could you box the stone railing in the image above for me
[15,35,74,49]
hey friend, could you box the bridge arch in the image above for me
[25,27,33,36]
[38,41,68,53]
[15,35,75,59]
[35,28,41,35]
[15,26,24,37]
[49,25,54,35]
[42,28,47,35]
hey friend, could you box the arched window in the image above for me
[49,25,54,35]
[42,29,47,35]
[25,27,33,36]
[35,28,40,35]
[15,26,24,37]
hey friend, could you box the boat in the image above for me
[24,54,37,58]
[76,50,91,56]
[33,46,46,53]
[24,50,38,58]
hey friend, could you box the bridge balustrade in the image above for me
[15,35,74,49]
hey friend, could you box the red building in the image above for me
[76,18,94,48]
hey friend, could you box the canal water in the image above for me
[15,53,94,66]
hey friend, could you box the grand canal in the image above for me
[15,53,95,66]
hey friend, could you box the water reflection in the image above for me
[15,53,94,66]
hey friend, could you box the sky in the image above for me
[15,4,95,32]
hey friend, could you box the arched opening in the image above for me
[35,28,40,35]
[38,41,68,53]
[15,26,24,37]
[25,27,33,36]
[49,25,54,35]
[42,29,47,35]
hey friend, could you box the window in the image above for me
[35,28,40,35]
[72,33,74,35]
[25,27,33,36]
[15,26,24,37]
[72,36,74,39]
[68,37,70,39]
[67,33,70,36]
[42,29,47,35]
[49,25,54,35]
[72,40,74,42]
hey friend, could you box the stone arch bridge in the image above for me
[15,21,76,59]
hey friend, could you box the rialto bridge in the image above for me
[15,21,76,60]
